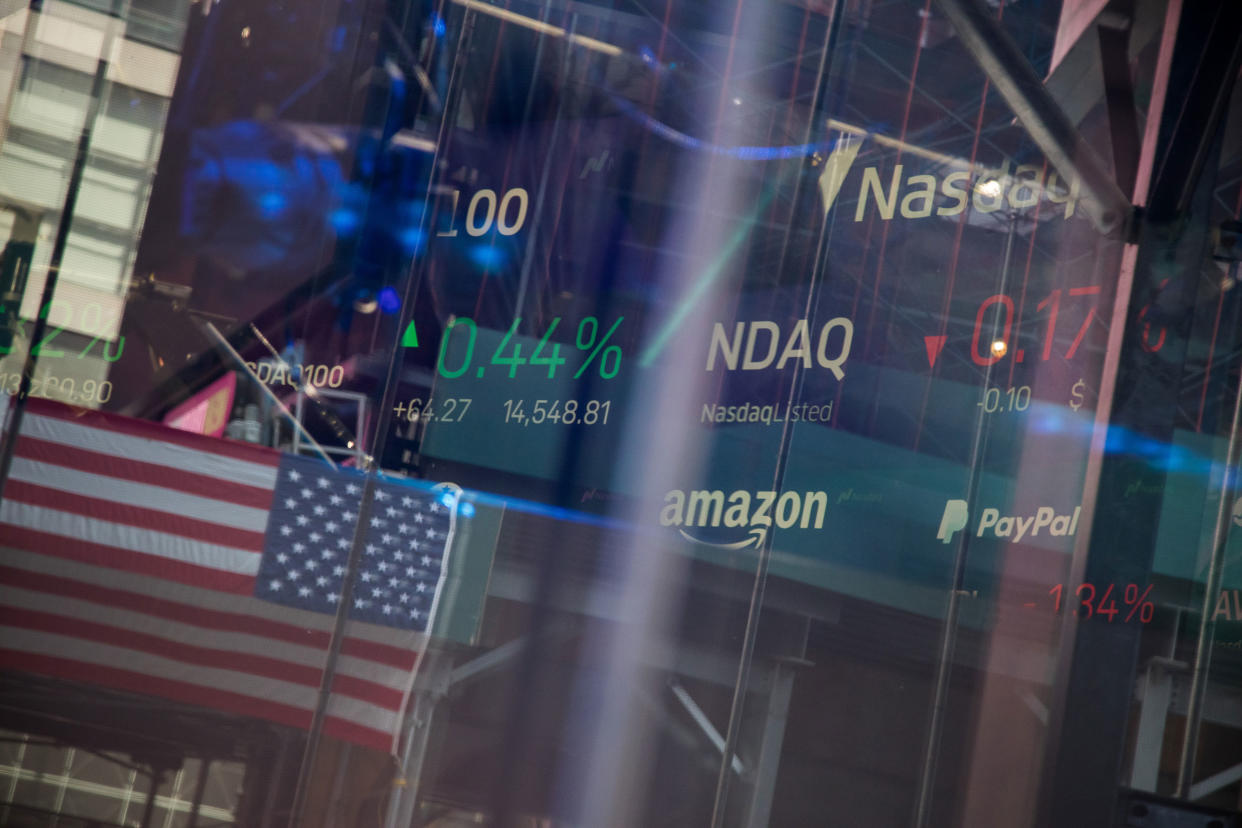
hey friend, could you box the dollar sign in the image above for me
[1069,379,1085,411]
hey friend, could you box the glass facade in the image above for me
[0,0,1240,825]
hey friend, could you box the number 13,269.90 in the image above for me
[2,372,113,403]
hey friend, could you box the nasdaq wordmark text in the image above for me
[707,319,853,380]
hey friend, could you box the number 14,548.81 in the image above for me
[503,399,610,426]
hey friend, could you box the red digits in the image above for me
[972,294,1015,366]
[1138,279,1170,353]
[1076,583,1096,619]
[1036,289,1061,362]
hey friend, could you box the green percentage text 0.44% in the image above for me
[435,316,623,380]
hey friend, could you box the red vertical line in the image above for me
[831,201,878,425]
[862,0,935,439]
[712,0,748,121]
[539,119,585,292]
[1196,185,1242,431]
[537,1,591,286]
[1006,160,1047,388]
[694,0,752,409]
[861,0,933,359]
[768,7,826,416]
[655,0,673,60]
[1195,291,1225,432]
[471,277,488,328]
[475,0,570,324]
[476,144,519,321]
[752,19,812,380]
[480,51,529,322]
[535,13,600,322]
[695,0,748,233]
[521,3,583,332]
[637,0,675,167]
[760,6,814,233]
[477,0,512,124]
[477,100,526,322]
[470,0,532,321]
[778,17,819,233]
[714,4,807,405]
[634,0,674,313]
[634,0,674,315]
[911,0,1004,451]
[851,203,878,320]
[750,4,816,412]
[470,0,512,320]
[1072,235,1107,370]
[426,258,443,315]
[782,9,814,141]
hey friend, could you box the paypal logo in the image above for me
[937,499,1081,544]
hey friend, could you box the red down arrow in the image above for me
[924,335,948,369]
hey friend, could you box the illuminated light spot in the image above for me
[460,502,475,517]
[990,340,1007,358]
[257,191,287,218]
[241,26,251,38]
[979,179,1002,198]
[329,208,360,234]
[398,226,426,252]
[432,14,446,36]
[439,491,458,508]
[378,287,401,314]
[1034,415,1057,433]
[468,245,504,269]
[732,97,743,106]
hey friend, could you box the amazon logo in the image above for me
[660,489,828,549]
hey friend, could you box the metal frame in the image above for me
[930,0,1131,235]
[292,387,369,466]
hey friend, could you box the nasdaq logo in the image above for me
[817,139,863,216]
[706,319,853,379]
[818,141,1080,222]
[661,489,828,549]
[937,499,1081,544]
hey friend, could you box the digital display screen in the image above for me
[3,0,1242,825]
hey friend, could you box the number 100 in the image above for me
[438,188,530,237]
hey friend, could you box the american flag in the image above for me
[0,396,455,751]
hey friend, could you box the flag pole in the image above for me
[286,472,379,827]
[285,3,469,814]
[383,483,461,828]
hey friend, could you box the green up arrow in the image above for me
[400,320,419,347]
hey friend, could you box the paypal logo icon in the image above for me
[938,499,970,544]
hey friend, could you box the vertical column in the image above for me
[744,661,800,828]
